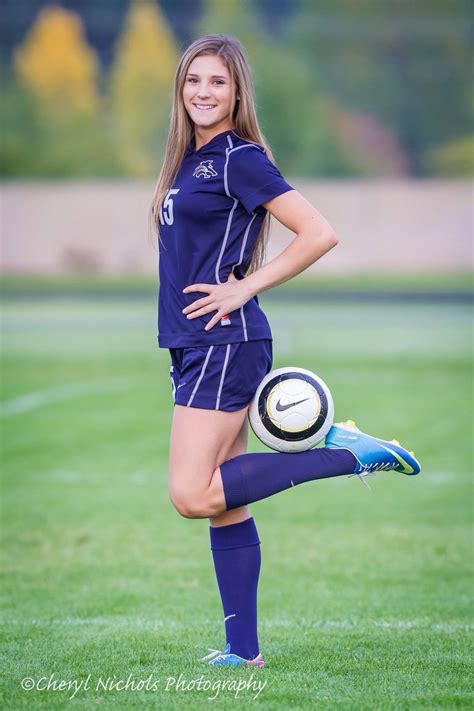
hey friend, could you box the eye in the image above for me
[185,77,226,86]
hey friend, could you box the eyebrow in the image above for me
[186,73,228,79]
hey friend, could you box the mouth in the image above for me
[193,104,217,111]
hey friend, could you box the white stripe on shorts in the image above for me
[239,306,248,342]
[187,346,214,407]
[215,344,232,410]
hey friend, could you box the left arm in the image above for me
[183,189,338,331]
[242,189,338,296]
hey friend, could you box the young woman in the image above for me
[151,34,420,668]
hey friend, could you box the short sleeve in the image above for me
[227,145,293,214]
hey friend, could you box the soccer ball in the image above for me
[248,367,334,453]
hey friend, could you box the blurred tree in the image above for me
[14,5,100,115]
[1,66,125,177]
[287,0,472,176]
[4,8,123,177]
[1,67,44,176]
[197,0,360,176]
[110,0,179,175]
[426,135,474,177]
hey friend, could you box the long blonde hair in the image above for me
[150,34,275,274]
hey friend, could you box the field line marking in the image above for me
[1,377,129,416]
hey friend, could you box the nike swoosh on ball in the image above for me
[275,397,311,412]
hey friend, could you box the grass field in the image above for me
[1,284,473,709]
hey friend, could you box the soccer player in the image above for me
[151,35,420,668]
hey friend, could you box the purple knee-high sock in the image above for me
[220,448,357,510]
[210,517,261,660]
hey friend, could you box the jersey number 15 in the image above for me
[159,189,180,226]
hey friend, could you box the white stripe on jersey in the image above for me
[187,345,214,407]
[233,212,258,271]
[214,135,262,341]
[215,343,232,410]
[223,135,261,199]
[215,199,238,285]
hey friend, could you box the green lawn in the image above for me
[1,270,472,296]
[1,291,472,709]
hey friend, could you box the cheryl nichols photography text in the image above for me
[20,671,268,701]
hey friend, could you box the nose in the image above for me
[197,83,211,99]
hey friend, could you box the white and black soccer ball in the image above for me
[248,367,334,453]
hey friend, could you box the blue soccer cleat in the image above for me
[325,420,421,477]
[201,643,265,668]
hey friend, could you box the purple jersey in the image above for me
[157,129,293,348]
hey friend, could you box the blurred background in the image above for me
[1,3,473,708]
[0,0,472,276]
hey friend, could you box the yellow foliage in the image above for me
[14,6,100,114]
[112,0,177,99]
[110,0,178,173]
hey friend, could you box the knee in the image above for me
[169,485,209,519]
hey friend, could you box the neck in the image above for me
[194,122,233,150]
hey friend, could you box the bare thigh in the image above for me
[168,403,250,521]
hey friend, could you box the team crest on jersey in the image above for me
[193,160,218,179]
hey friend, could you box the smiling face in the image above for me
[182,54,235,137]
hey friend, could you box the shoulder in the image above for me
[225,134,283,179]
[224,135,273,197]
[226,132,266,159]
[225,135,275,177]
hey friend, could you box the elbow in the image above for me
[315,230,337,257]
[327,230,339,249]
[301,226,339,262]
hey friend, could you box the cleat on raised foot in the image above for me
[344,419,359,430]
[201,643,265,668]
[325,421,421,476]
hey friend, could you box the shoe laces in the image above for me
[348,470,378,489]
[200,646,264,667]
[360,460,394,473]
[348,457,395,489]
[201,648,224,662]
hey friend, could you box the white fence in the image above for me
[1,180,471,274]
